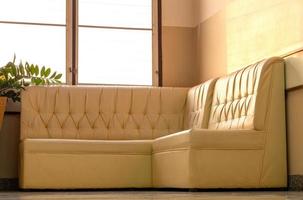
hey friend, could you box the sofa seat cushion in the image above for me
[153,129,265,153]
[152,130,191,153]
[23,139,152,155]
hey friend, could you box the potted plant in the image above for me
[0,56,62,128]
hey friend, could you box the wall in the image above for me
[161,0,230,83]
[194,0,229,82]
[284,53,303,178]
[287,88,303,176]
[195,0,303,80]
[161,0,230,85]
[226,0,303,72]
[161,0,199,87]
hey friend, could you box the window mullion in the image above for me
[66,0,72,85]
[66,0,78,85]
[152,0,160,86]
[156,0,162,86]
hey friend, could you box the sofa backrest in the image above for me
[208,57,285,130]
[21,86,188,140]
[183,79,216,129]
[21,57,285,140]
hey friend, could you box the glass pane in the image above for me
[79,0,152,28]
[0,0,65,24]
[0,24,66,82]
[79,28,152,85]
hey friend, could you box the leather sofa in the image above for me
[19,57,287,189]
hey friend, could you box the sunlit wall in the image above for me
[226,0,303,72]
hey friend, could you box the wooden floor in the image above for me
[0,191,302,200]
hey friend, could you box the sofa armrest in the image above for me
[190,128,266,150]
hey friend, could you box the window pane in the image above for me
[78,28,152,85]
[0,0,65,24]
[79,0,152,28]
[0,24,66,82]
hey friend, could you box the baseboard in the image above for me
[288,175,303,191]
[0,178,18,190]
[0,177,301,191]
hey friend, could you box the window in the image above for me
[0,0,66,82]
[0,0,159,86]
[78,0,153,85]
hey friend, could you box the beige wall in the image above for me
[162,0,196,27]
[285,52,303,89]
[226,0,303,72]
[195,0,303,81]
[196,9,227,82]
[286,88,303,175]
[195,0,229,23]
[195,0,230,81]
[161,0,199,87]
[162,26,198,87]
[162,0,230,83]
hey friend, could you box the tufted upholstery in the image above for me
[20,57,287,189]
[21,86,188,140]
[208,58,282,130]
[183,79,216,129]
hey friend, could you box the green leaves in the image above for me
[50,72,56,79]
[55,73,62,79]
[19,63,62,86]
[44,68,51,77]
[34,65,39,76]
[41,66,45,77]
[0,55,63,102]
[19,62,25,75]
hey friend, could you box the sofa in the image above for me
[19,57,287,189]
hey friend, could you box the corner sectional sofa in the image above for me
[19,57,287,189]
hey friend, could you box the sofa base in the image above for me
[153,148,287,189]
[153,150,190,188]
[20,140,152,189]
[190,149,266,188]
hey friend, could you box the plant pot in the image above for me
[0,96,7,130]
[6,98,21,112]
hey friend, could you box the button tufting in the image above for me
[22,86,189,140]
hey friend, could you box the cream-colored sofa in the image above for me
[20,57,287,189]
